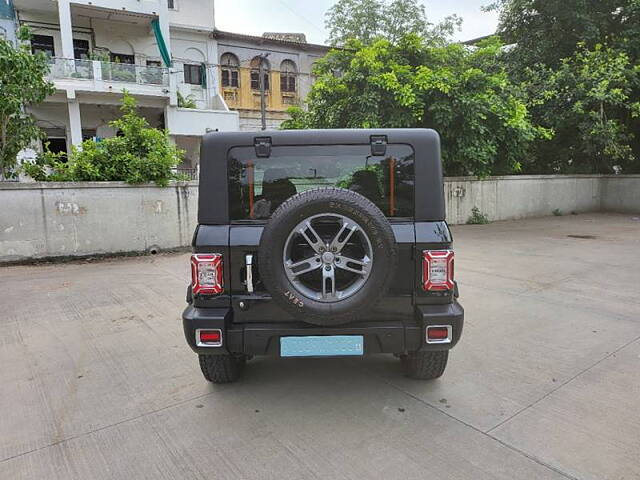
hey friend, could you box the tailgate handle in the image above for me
[245,254,254,293]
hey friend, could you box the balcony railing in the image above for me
[48,58,169,87]
[174,167,198,180]
[49,58,94,80]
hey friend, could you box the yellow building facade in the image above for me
[213,31,330,131]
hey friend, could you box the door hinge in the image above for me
[254,136,272,158]
[370,135,387,156]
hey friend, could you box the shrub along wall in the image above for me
[0,175,639,263]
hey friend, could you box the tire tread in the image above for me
[198,354,245,383]
[403,350,449,380]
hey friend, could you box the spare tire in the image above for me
[258,187,397,326]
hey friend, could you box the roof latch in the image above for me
[254,136,272,158]
[370,135,387,156]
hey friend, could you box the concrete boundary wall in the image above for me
[1,175,639,262]
[444,175,607,225]
[0,182,198,262]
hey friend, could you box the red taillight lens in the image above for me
[200,331,221,342]
[426,325,452,344]
[197,329,222,347]
[191,254,223,295]
[422,250,454,291]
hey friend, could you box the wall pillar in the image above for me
[57,0,74,59]
[67,98,82,147]
[206,38,223,110]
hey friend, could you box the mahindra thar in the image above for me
[182,129,464,383]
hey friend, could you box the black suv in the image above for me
[182,129,463,383]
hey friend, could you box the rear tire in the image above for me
[402,350,449,380]
[198,354,245,383]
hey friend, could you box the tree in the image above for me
[0,26,55,179]
[489,0,640,173]
[23,92,184,186]
[488,0,640,71]
[282,35,548,177]
[325,0,461,46]
[519,44,640,173]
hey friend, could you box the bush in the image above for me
[466,206,490,224]
[177,92,197,108]
[24,92,183,186]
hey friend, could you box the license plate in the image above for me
[280,335,364,357]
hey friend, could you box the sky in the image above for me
[214,0,500,44]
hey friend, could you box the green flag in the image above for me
[151,18,171,68]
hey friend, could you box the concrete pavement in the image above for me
[1,213,639,479]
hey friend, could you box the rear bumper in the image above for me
[182,301,464,356]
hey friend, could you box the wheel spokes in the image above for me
[286,255,322,277]
[335,256,369,276]
[284,213,373,303]
[299,221,324,253]
[322,265,336,299]
[329,221,358,253]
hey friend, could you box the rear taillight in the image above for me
[422,250,454,291]
[196,329,222,347]
[426,325,452,344]
[191,254,223,295]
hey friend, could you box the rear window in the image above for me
[228,144,414,220]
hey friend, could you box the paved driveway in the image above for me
[1,213,639,480]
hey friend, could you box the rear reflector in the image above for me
[426,325,452,344]
[196,329,223,347]
[422,250,454,291]
[191,254,223,295]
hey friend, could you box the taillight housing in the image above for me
[422,250,454,291]
[196,329,223,347]
[191,254,223,295]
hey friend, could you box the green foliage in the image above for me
[552,208,563,216]
[0,26,55,179]
[491,0,640,173]
[24,92,183,186]
[467,207,490,225]
[21,146,67,181]
[177,92,197,109]
[488,0,640,72]
[325,0,461,46]
[285,34,546,177]
[280,106,309,130]
[522,44,640,173]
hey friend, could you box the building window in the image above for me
[220,53,239,88]
[73,39,89,60]
[250,56,270,91]
[31,35,55,57]
[110,53,135,64]
[184,63,202,85]
[280,59,297,93]
[167,0,176,9]
[147,60,162,67]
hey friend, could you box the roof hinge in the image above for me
[370,135,387,156]
[254,136,272,158]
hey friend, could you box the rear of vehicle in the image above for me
[183,129,463,383]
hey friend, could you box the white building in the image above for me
[13,0,239,173]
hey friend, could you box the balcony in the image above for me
[48,58,169,86]
[165,106,239,136]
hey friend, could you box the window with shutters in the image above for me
[280,60,297,93]
[220,53,239,88]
